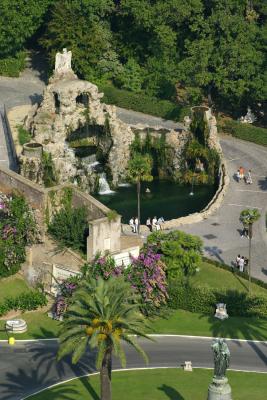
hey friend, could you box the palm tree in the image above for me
[239,208,261,293]
[57,276,151,400]
[127,153,153,234]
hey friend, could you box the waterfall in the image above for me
[98,173,115,195]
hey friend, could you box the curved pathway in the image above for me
[0,336,266,399]
[182,135,267,282]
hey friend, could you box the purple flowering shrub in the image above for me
[82,253,123,280]
[125,248,168,314]
[0,194,37,277]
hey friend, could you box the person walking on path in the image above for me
[235,254,241,268]
[146,217,152,232]
[236,169,240,182]
[246,170,253,184]
[239,256,245,272]
[239,166,245,181]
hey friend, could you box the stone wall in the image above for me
[0,166,46,209]
[0,166,122,260]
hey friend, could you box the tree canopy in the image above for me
[0,0,266,113]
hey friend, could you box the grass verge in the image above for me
[0,276,30,302]
[219,119,267,147]
[27,368,267,400]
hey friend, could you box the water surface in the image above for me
[96,180,216,224]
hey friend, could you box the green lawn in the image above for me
[191,261,267,296]
[0,276,30,302]
[27,368,267,400]
[0,311,61,340]
[150,309,267,340]
[1,262,267,341]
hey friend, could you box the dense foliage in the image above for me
[168,280,267,319]
[0,290,47,317]
[147,230,203,280]
[0,194,37,277]
[1,1,265,117]
[82,249,168,315]
[48,205,88,253]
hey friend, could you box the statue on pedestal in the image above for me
[212,338,230,379]
[55,48,72,74]
[207,339,232,400]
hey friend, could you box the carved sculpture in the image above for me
[212,338,230,379]
[55,48,72,73]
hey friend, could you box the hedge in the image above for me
[99,84,189,122]
[168,282,267,318]
[0,291,47,317]
[219,119,267,147]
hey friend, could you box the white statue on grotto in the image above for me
[55,48,72,74]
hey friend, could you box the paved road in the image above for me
[0,336,266,399]
[116,107,186,131]
[182,135,267,282]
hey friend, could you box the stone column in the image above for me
[207,377,232,400]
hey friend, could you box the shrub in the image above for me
[219,119,267,147]
[48,205,88,253]
[168,281,267,318]
[99,84,189,121]
[0,51,26,77]
[147,230,203,280]
[83,253,123,280]
[42,151,58,187]
[0,194,37,277]
[17,125,32,145]
[0,290,47,317]
[125,248,168,315]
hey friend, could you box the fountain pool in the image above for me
[96,180,216,224]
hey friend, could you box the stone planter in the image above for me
[23,142,43,159]
[6,319,28,333]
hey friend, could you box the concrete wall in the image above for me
[87,216,121,260]
[0,167,46,209]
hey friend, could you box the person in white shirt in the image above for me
[146,217,152,232]
[129,217,135,233]
[134,217,139,233]
[158,216,165,230]
[152,216,157,231]
[235,254,241,268]
[239,256,245,272]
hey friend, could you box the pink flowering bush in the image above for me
[125,248,168,315]
[82,253,123,280]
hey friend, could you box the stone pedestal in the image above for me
[207,377,232,400]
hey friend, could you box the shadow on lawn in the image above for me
[200,312,267,366]
[158,384,185,399]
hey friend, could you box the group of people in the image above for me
[236,167,252,184]
[235,254,248,272]
[129,216,165,233]
[146,216,165,232]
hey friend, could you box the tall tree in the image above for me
[127,153,153,234]
[0,0,51,57]
[239,208,261,293]
[41,0,118,81]
[58,276,151,400]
